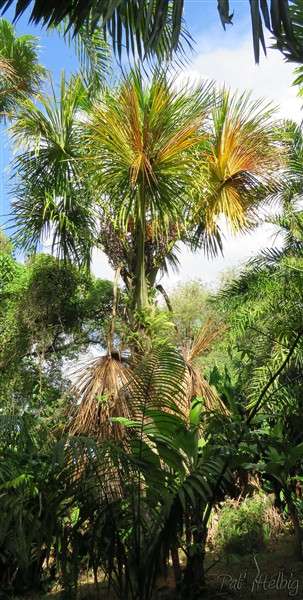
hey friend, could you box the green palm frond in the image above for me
[2,0,302,64]
[0,54,16,84]
[219,0,303,63]
[0,19,46,115]
[55,17,112,95]
[270,0,303,63]
[249,247,286,272]
[9,73,95,265]
[0,0,192,63]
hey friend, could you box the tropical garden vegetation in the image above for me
[1,7,303,600]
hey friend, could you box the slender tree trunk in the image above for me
[284,486,303,560]
[181,499,206,599]
[171,543,182,585]
[133,186,149,311]
[107,265,121,354]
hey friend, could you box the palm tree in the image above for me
[0,0,301,64]
[0,19,46,116]
[0,16,111,119]
[7,67,281,438]
[80,74,281,311]
[9,73,96,266]
[10,69,282,311]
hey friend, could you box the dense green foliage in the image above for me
[0,249,115,413]
[1,15,303,599]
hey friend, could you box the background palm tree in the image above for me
[9,73,96,265]
[0,18,46,116]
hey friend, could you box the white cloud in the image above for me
[184,35,302,122]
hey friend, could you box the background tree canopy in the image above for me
[0,241,115,414]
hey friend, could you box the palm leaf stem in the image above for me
[107,264,121,354]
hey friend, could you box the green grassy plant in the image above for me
[214,495,272,559]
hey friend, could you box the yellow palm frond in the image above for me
[194,89,284,235]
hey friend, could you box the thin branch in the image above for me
[247,327,303,424]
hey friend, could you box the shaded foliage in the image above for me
[1,0,303,64]
[0,251,115,412]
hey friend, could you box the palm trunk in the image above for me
[133,185,149,312]
[284,486,303,560]
[107,265,121,354]
[181,499,206,599]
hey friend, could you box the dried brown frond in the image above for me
[181,322,229,414]
[66,353,132,440]
[0,56,17,82]
[184,320,226,363]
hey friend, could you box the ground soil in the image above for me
[10,531,303,600]
[203,531,303,599]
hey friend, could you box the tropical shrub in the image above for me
[214,495,275,558]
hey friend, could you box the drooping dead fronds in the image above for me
[66,353,132,440]
[66,320,227,440]
[181,322,228,414]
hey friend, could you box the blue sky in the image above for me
[0,1,302,286]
